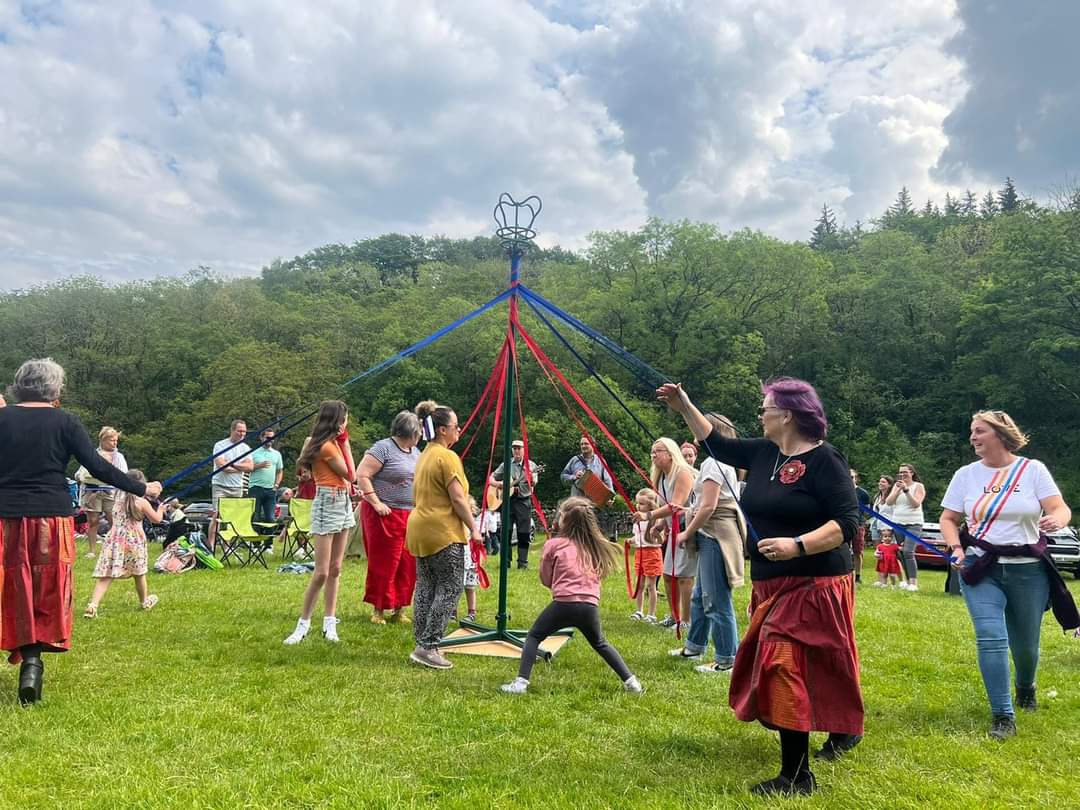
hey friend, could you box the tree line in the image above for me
[2,180,1077,511]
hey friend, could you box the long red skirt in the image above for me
[1,516,76,664]
[361,503,416,612]
[729,575,863,735]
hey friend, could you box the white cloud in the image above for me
[0,0,1013,288]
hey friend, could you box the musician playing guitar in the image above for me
[489,440,542,570]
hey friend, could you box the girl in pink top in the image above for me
[501,497,642,695]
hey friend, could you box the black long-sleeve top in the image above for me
[701,430,859,581]
[0,406,147,518]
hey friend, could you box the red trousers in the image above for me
[361,503,416,611]
[1,516,76,664]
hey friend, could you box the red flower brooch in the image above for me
[778,460,806,485]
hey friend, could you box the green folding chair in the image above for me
[280,498,314,560]
[216,498,271,568]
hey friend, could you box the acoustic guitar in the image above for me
[485,463,545,511]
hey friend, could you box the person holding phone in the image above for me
[885,463,926,591]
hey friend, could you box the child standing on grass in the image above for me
[461,497,481,622]
[501,497,643,695]
[83,470,162,618]
[874,528,903,588]
[629,489,664,623]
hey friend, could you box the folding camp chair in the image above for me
[215,498,272,568]
[280,498,314,561]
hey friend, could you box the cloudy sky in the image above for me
[1,0,1077,288]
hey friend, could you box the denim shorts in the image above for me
[310,486,357,535]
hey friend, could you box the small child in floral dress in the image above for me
[84,470,164,617]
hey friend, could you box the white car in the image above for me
[1047,527,1080,578]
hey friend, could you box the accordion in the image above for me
[579,469,614,507]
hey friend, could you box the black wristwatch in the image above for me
[794,536,807,556]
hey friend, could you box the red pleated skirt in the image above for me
[361,503,416,612]
[1,516,76,664]
[729,575,863,735]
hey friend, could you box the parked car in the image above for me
[1047,527,1080,578]
[913,522,1080,577]
[913,522,950,569]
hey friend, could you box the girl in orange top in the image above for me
[283,401,356,646]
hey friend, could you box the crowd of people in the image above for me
[1,356,1075,799]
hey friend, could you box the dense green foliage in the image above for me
[2,186,1078,507]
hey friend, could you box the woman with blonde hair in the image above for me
[632,436,697,632]
[669,414,746,673]
[940,409,1075,740]
[74,425,128,558]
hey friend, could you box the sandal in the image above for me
[141,595,159,611]
[371,614,387,625]
[388,611,410,625]
[83,604,98,619]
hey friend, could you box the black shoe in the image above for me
[517,562,528,570]
[750,771,816,797]
[18,658,44,706]
[989,715,1017,740]
[814,733,863,761]
[1016,686,1037,712]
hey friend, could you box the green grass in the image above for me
[3,547,1080,809]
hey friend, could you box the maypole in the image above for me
[439,193,573,658]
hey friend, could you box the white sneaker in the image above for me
[643,614,657,624]
[624,675,644,694]
[872,581,885,588]
[85,551,96,559]
[284,618,310,645]
[907,583,919,592]
[695,661,733,675]
[630,610,644,621]
[501,676,530,694]
[323,616,340,643]
[669,647,703,660]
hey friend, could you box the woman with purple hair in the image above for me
[658,377,861,798]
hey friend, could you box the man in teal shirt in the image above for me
[249,429,284,523]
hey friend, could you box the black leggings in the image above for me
[518,601,631,682]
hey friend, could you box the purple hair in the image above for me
[762,377,828,440]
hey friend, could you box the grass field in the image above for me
[3,545,1080,809]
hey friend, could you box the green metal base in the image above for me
[438,621,574,662]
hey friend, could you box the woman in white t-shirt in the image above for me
[885,463,926,591]
[667,416,745,673]
[939,410,1072,741]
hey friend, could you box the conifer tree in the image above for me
[997,177,1020,213]
[980,190,997,219]
[810,203,839,250]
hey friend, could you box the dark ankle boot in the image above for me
[18,657,44,706]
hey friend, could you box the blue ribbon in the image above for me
[520,292,653,441]
[518,285,670,389]
[162,287,514,496]
[860,504,952,560]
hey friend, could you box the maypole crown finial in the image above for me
[493,193,542,255]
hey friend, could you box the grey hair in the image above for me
[9,357,66,403]
[390,410,421,440]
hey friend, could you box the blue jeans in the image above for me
[684,533,738,665]
[249,486,277,524]
[961,560,1050,718]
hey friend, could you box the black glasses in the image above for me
[757,406,783,415]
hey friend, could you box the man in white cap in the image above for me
[490,440,541,569]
